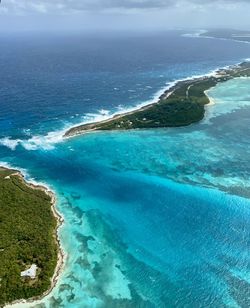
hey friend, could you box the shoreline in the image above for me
[0,61,245,151]
[64,61,250,138]
[63,72,218,138]
[1,166,66,308]
[204,89,216,106]
[198,30,250,45]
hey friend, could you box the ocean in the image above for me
[1,31,250,307]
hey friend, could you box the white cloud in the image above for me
[1,0,250,15]
[0,0,250,31]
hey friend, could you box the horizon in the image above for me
[1,1,250,308]
[0,27,249,37]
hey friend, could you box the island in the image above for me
[0,167,63,307]
[200,29,250,43]
[64,61,250,138]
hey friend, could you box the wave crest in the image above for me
[0,131,64,151]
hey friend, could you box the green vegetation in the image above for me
[0,168,58,306]
[64,62,250,137]
[96,78,218,129]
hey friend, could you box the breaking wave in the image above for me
[0,60,247,152]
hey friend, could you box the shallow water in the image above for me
[1,32,250,307]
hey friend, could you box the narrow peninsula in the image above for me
[64,62,250,137]
[0,167,63,307]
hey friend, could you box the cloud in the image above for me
[1,0,250,15]
[1,0,173,14]
[1,0,250,32]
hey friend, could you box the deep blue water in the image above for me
[1,31,250,308]
[1,31,250,138]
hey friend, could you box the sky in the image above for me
[0,0,250,32]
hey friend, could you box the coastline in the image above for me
[62,79,207,138]
[63,72,217,138]
[204,89,216,106]
[64,61,250,138]
[198,30,250,45]
[0,61,245,152]
[1,166,65,308]
[0,31,250,308]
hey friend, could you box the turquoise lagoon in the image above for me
[1,33,250,307]
[2,77,250,308]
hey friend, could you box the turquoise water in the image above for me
[1,33,250,307]
[3,77,250,308]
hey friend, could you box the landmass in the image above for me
[200,29,250,43]
[0,167,64,307]
[64,61,250,137]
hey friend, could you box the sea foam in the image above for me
[0,60,247,153]
[0,130,64,151]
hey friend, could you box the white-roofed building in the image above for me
[20,264,38,279]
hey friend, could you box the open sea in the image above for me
[1,31,250,307]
